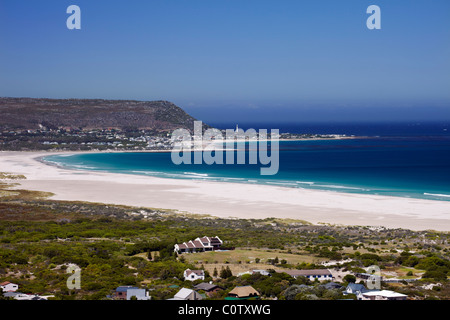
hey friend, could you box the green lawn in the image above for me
[181,248,327,275]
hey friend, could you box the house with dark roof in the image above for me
[345,283,369,295]
[323,282,343,290]
[355,272,383,281]
[194,282,224,297]
[174,236,223,253]
[114,286,139,300]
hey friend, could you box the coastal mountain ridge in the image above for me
[0,97,200,132]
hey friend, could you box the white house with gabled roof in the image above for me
[169,288,203,300]
[183,269,205,282]
[0,281,18,292]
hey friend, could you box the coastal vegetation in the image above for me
[0,179,449,300]
[0,98,198,133]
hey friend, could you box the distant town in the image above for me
[0,125,352,152]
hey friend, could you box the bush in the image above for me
[403,256,419,267]
[422,270,447,281]
[416,256,450,273]
[343,274,356,283]
[359,253,381,261]
[432,286,441,292]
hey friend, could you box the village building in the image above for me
[226,286,260,300]
[0,281,19,292]
[345,283,407,300]
[126,288,151,300]
[194,282,223,297]
[174,236,223,254]
[114,286,139,300]
[183,269,205,282]
[237,269,272,277]
[113,286,150,300]
[360,290,407,301]
[283,269,333,282]
[252,270,271,276]
[323,282,343,290]
[8,293,54,300]
[345,283,368,295]
[169,288,203,300]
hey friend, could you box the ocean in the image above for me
[43,122,450,201]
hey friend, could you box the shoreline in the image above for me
[37,151,450,203]
[0,135,365,154]
[1,150,450,231]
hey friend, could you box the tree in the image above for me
[403,256,419,267]
[219,267,227,279]
[220,266,232,279]
[323,289,344,300]
[213,267,218,278]
[343,274,356,283]
[225,266,232,278]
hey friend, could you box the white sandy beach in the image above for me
[1,151,450,231]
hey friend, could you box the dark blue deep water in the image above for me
[43,122,450,201]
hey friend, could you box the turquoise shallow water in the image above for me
[42,126,450,202]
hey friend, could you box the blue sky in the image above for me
[0,0,449,123]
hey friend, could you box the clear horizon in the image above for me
[1,0,449,123]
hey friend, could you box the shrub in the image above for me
[343,274,356,283]
[422,270,447,281]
